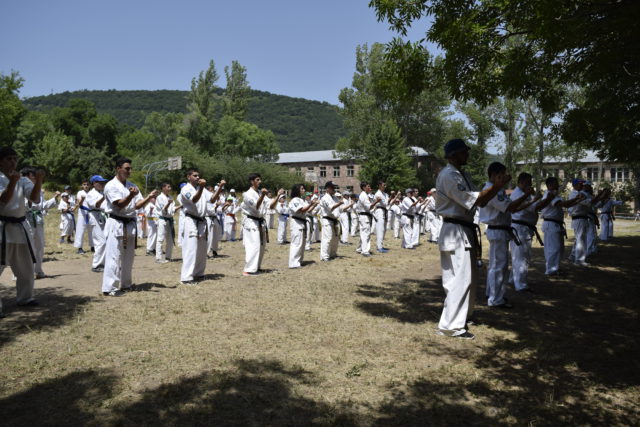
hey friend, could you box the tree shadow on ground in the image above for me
[116,358,357,425]
[0,286,94,348]
[1,369,119,426]
[354,235,640,424]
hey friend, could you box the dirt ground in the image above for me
[1,218,639,425]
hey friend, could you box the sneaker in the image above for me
[77,248,86,254]
[59,238,65,244]
[362,253,371,257]
[155,259,169,264]
[377,248,389,253]
[437,330,475,340]
[35,272,46,279]
[91,267,104,273]
[575,261,590,267]
[102,290,123,297]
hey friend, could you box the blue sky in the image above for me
[1,0,436,105]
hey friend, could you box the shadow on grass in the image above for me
[355,235,640,424]
[0,286,94,348]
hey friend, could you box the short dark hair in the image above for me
[360,181,369,190]
[0,147,17,161]
[115,157,132,168]
[545,176,558,187]
[20,166,36,177]
[160,182,171,189]
[186,168,199,177]
[487,162,506,178]
[290,184,304,199]
[517,172,532,184]
[248,173,261,182]
[377,180,386,187]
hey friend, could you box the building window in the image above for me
[585,167,600,182]
[295,167,302,176]
[307,166,314,171]
[543,168,559,178]
[333,166,340,177]
[611,167,630,183]
[347,165,355,177]
[319,166,327,177]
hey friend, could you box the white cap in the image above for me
[230,189,236,192]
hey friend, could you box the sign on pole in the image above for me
[168,156,182,170]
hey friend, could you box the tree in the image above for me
[0,71,27,145]
[215,116,279,162]
[369,0,640,162]
[186,60,220,152]
[32,131,76,181]
[13,111,53,164]
[457,102,496,185]
[223,60,250,121]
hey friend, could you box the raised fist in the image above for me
[149,189,160,198]
[130,186,139,195]
[219,179,226,187]
[8,171,20,182]
[167,198,174,205]
[261,188,269,195]
[198,178,207,187]
[277,188,285,196]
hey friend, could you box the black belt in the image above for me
[358,212,373,227]
[443,217,483,260]
[0,215,36,265]
[487,225,522,246]
[512,220,543,246]
[571,215,589,221]
[402,213,414,226]
[322,216,338,225]
[292,216,308,235]
[109,214,137,249]
[543,218,568,238]
[186,212,209,240]
[29,210,43,228]
[246,215,269,244]
[159,215,176,243]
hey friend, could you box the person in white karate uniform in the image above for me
[568,178,606,266]
[400,189,419,249]
[178,169,218,284]
[597,189,623,241]
[73,180,93,254]
[102,157,158,296]
[480,162,531,308]
[241,174,283,275]
[339,192,355,244]
[390,198,401,239]
[509,173,545,292]
[205,184,226,258]
[58,193,75,243]
[304,193,317,251]
[355,182,380,257]
[411,190,424,247]
[276,194,289,244]
[288,184,318,268]
[155,183,179,264]
[540,177,583,276]
[582,182,600,257]
[21,167,59,279]
[349,194,359,237]
[0,148,45,314]
[85,175,109,273]
[373,181,397,253]
[319,181,343,261]
[425,189,441,243]
[145,195,158,256]
[435,139,509,339]
[223,189,239,241]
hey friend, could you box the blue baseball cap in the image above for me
[572,178,584,186]
[179,182,187,189]
[444,139,471,158]
[90,175,108,183]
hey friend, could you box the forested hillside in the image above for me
[23,89,345,152]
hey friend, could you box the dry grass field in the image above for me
[1,217,639,426]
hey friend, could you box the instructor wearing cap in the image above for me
[435,139,510,339]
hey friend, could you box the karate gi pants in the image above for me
[570,218,589,263]
[393,215,400,239]
[401,217,414,248]
[277,218,288,244]
[320,219,339,260]
[486,238,509,306]
[600,215,612,240]
[102,219,136,293]
[542,221,564,275]
[242,218,265,273]
[206,217,221,254]
[177,214,184,246]
[438,244,477,336]
[32,223,46,275]
[510,224,532,291]
[181,218,207,282]
[305,218,314,250]
[357,215,372,255]
[411,218,421,247]
[0,243,36,311]
[156,218,174,262]
[224,216,236,241]
[60,215,74,237]
[91,223,106,269]
[373,210,387,251]
[339,214,349,243]
[350,213,359,236]
[146,220,157,252]
[74,211,93,249]
[586,220,597,256]
[289,221,306,268]
[427,212,441,242]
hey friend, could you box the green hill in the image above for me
[23,89,346,152]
